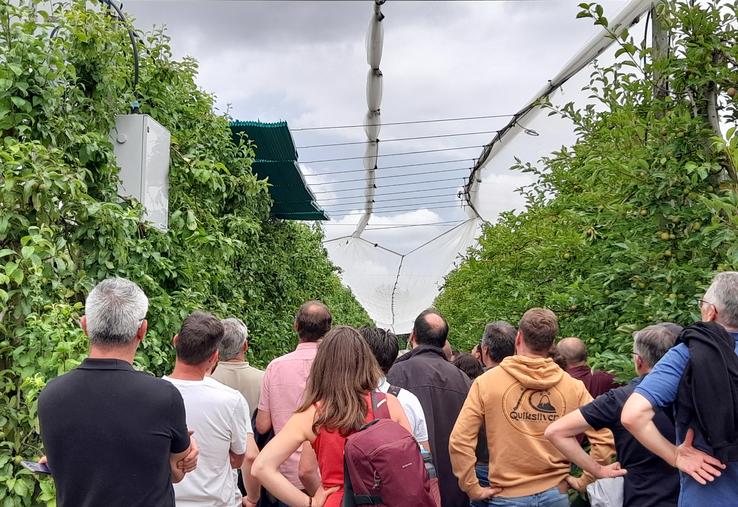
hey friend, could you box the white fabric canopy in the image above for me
[323,0,653,333]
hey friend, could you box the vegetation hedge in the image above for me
[437,1,738,378]
[0,1,369,504]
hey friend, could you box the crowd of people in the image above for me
[36,272,738,506]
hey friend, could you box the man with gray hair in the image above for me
[38,277,197,507]
[545,325,680,506]
[623,272,738,505]
[211,317,265,415]
[480,321,516,369]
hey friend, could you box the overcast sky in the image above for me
[125,0,629,253]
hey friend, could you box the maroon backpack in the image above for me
[342,391,436,507]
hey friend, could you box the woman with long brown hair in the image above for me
[252,326,411,507]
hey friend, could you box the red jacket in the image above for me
[567,364,618,398]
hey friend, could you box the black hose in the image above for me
[98,0,139,110]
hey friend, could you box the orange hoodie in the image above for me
[449,355,614,498]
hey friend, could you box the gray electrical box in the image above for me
[111,114,171,230]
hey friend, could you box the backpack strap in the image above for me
[387,385,402,398]
[370,391,391,420]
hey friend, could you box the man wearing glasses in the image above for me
[545,325,680,506]
[622,271,738,505]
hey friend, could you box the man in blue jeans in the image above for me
[622,271,738,506]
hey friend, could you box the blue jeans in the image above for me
[471,463,490,507]
[487,486,569,507]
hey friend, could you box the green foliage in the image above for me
[0,1,369,504]
[437,0,738,379]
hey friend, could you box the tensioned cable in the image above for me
[291,113,516,132]
[296,129,499,149]
[322,220,464,228]
[306,166,470,186]
[304,158,476,177]
[284,191,459,207]
[327,204,464,217]
[328,199,463,213]
[364,223,463,231]
[325,197,462,213]
[301,144,486,164]
[322,235,406,256]
[321,192,461,209]
[405,218,475,256]
[311,181,465,197]
[284,187,461,204]
[311,176,467,194]
[316,192,460,206]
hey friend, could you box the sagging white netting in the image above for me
[323,0,653,333]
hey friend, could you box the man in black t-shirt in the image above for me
[38,278,198,507]
[545,325,679,507]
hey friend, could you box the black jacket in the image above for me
[677,321,738,462]
[387,345,472,507]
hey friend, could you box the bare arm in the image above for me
[170,445,191,484]
[622,392,725,485]
[298,442,322,496]
[230,449,246,469]
[255,409,272,435]
[252,407,338,507]
[621,393,672,462]
[545,410,625,479]
[241,433,261,506]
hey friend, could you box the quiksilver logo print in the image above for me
[502,385,567,436]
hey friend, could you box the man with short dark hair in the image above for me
[622,272,738,504]
[481,321,517,369]
[545,325,679,506]
[255,301,332,494]
[387,308,472,507]
[558,336,618,398]
[359,327,429,448]
[450,308,614,506]
[165,311,259,507]
[472,320,517,507]
[38,278,197,507]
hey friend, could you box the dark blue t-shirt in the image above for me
[581,377,679,507]
[39,358,190,507]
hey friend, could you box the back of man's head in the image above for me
[519,308,558,354]
[295,301,332,342]
[656,322,684,338]
[704,271,738,329]
[219,317,248,361]
[359,327,398,375]
[85,277,148,347]
[557,336,587,365]
[413,308,449,348]
[482,321,517,363]
[175,311,224,365]
[634,325,677,369]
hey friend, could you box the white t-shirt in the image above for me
[377,377,429,444]
[163,375,252,507]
